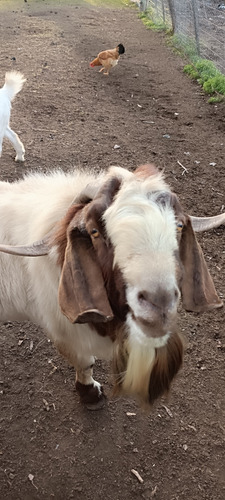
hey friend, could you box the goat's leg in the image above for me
[52,324,111,408]
[75,356,106,409]
[5,126,25,162]
[54,336,106,408]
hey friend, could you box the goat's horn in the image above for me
[73,180,103,204]
[190,213,225,232]
[0,237,50,257]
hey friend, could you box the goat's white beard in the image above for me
[120,313,170,401]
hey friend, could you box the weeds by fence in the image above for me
[136,0,225,75]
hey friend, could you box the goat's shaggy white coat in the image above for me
[0,169,113,371]
[0,71,26,161]
[0,166,181,402]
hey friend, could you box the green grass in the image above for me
[139,10,225,104]
[170,34,199,60]
[183,59,225,103]
[139,10,171,33]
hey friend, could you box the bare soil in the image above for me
[0,1,224,499]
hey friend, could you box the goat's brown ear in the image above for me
[133,164,160,179]
[58,175,123,324]
[179,217,223,312]
[58,219,113,324]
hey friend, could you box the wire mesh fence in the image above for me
[136,0,225,74]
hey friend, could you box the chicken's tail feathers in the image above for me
[90,57,102,67]
[117,44,125,55]
[3,71,26,101]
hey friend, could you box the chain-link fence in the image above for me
[136,0,225,74]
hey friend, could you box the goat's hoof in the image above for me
[85,394,106,411]
[15,156,25,162]
[76,380,106,410]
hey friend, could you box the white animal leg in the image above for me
[75,356,105,408]
[53,333,106,408]
[5,126,25,161]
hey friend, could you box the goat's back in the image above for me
[0,169,100,324]
[0,170,99,242]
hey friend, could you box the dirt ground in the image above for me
[0,1,225,499]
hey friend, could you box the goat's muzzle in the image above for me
[129,286,180,340]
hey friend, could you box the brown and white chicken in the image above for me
[90,43,125,76]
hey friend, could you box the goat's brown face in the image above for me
[57,168,222,328]
[56,165,222,406]
[103,185,184,348]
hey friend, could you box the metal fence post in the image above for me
[140,0,149,11]
[191,0,200,55]
[167,0,176,34]
[161,0,165,23]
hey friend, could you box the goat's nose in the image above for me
[137,287,179,312]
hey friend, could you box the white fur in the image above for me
[0,71,26,161]
[76,363,103,395]
[104,172,177,269]
[104,172,179,317]
[121,313,170,399]
[0,169,113,371]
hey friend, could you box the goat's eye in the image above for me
[91,228,100,239]
[176,222,183,232]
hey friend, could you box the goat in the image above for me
[0,71,26,162]
[0,164,224,408]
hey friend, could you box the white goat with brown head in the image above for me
[0,71,26,161]
[0,164,223,408]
